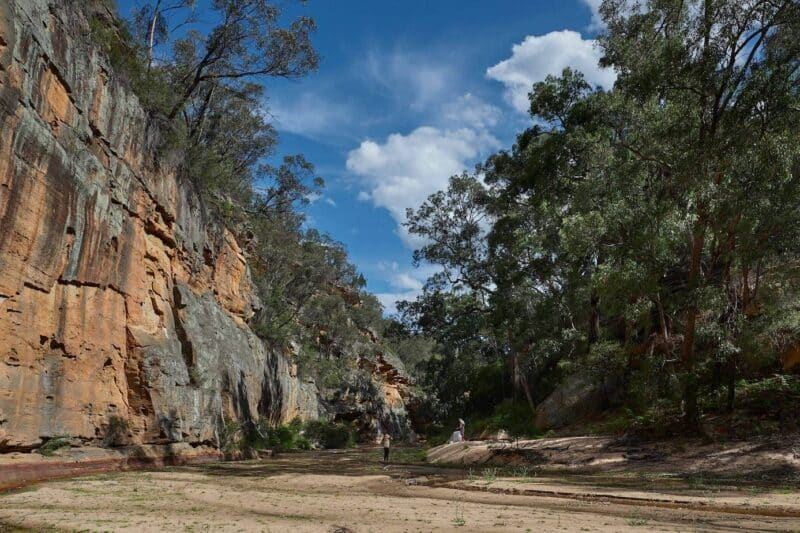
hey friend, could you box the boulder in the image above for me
[535,374,615,431]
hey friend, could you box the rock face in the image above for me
[534,374,617,431]
[329,349,414,440]
[0,0,405,451]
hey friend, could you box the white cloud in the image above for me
[391,272,424,292]
[373,262,439,315]
[346,126,498,248]
[582,1,648,33]
[269,92,351,137]
[324,197,337,207]
[356,191,371,202]
[486,30,617,114]
[440,93,501,130]
[375,292,415,315]
[582,0,604,31]
[364,49,456,111]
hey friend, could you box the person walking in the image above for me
[458,418,466,440]
[381,433,391,463]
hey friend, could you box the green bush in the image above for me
[469,401,540,440]
[304,420,355,449]
[104,416,129,447]
[232,417,319,452]
[424,425,456,446]
[38,436,70,456]
[265,423,311,451]
[219,417,242,452]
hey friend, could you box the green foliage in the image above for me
[218,417,243,453]
[242,418,311,451]
[88,15,176,115]
[38,437,70,457]
[470,401,540,440]
[303,420,356,449]
[400,0,800,436]
[104,416,130,447]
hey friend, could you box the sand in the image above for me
[1,447,799,532]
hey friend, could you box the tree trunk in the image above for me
[588,288,600,346]
[682,216,706,431]
[509,338,536,416]
[519,371,536,417]
[726,358,736,413]
[147,0,162,70]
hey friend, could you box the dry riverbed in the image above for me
[1,447,799,532]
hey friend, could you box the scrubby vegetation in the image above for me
[37,437,71,457]
[104,416,130,447]
[219,417,354,453]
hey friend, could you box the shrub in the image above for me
[304,420,355,449]
[38,436,70,456]
[104,416,129,447]
[469,400,540,440]
[219,417,242,452]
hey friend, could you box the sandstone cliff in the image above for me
[0,0,410,451]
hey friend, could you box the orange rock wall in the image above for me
[0,0,319,450]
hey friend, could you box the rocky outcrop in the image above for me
[0,0,333,451]
[325,347,414,441]
[534,374,617,431]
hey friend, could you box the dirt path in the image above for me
[1,448,799,532]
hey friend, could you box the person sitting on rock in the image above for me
[381,433,391,463]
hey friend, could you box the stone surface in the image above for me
[321,346,415,441]
[534,374,615,431]
[0,0,407,452]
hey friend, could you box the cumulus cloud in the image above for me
[373,262,438,315]
[582,0,604,31]
[346,126,498,248]
[486,30,616,113]
[391,272,424,292]
[440,93,501,130]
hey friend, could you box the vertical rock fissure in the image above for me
[172,284,197,384]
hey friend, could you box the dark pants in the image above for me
[383,447,390,462]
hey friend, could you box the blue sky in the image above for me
[118,0,615,313]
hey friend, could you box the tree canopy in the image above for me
[401,0,800,437]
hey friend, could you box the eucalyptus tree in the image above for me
[597,0,800,426]
[402,0,800,432]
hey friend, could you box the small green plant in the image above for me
[451,501,466,527]
[218,417,242,452]
[482,467,498,484]
[511,465,530,478]
[38,436,70,456]
[104,416,129,447]
[625,514,648,526]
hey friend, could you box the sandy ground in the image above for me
[1,447,799,532]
